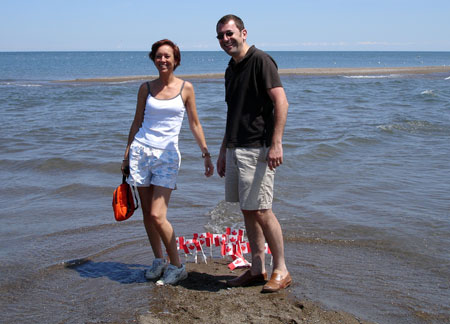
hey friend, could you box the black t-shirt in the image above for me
[224,46,282,148]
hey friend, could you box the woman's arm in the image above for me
[183,81,214,177]
[121,83,148,173]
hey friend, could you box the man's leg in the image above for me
[242,210,266,275]
[227,208,289,289]
[243,208,288,277]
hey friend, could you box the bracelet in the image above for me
[123,159,129,162]
[202,152,211,158]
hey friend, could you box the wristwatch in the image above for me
[202,152,211,158]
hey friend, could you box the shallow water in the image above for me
[1,52,449,323]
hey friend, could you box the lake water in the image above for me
[1,51,449,323]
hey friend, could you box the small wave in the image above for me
[445,76,450,80]
[342,75,393,79]
[0,81,43,87]
[37,157,89,172]
[0,157,119,175]
[52,183,112,198]
[284,233,357,246]
[17,83,42,87]
[279,66,450,76]
[310,142,348,158]
[58,73,225,83]
[346,135,380,146]
[377,120,447,135]
[420,89,435,96]
[59,239,146,267]
[41,221,140,239]
[63,257,91,268]
[204,200,244,233]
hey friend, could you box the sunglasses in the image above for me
[216,31,234,40]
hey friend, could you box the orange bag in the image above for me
[112,176,138,221]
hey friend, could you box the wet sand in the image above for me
[137,259,374,324]
[63,65,450,82]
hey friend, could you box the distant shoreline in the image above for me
[61,65,450,82]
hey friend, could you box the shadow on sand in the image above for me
[65,258,148,284]
[65,258,235,290]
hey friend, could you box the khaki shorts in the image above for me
[225,146,275,210]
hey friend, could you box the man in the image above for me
[216,14,291,293]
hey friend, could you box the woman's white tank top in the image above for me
[134,82,186,151]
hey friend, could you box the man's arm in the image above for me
[267,86,289,170]
[217,135,227,177]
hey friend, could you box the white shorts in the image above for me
[225,146,275,210]
[128,141,180,189]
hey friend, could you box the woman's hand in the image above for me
[121,159,130,176]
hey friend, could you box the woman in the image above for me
[121,39,214,286]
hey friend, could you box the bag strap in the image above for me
[131,184,139,210]
[123,175,139,210]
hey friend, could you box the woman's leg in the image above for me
[139,186,163,259]
[138,185,181,267]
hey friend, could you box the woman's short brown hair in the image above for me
[149,39,181,70]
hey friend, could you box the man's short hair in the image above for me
[216,14,245,31]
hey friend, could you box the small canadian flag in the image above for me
[224,243,235,256]
[198,232,211,247]
[212,234,225,247]
[264,243,272,254]
[228,256,251,270]
[240,242,250,254]
[184,239,198,254]
[176,236,185,251]
[230,228,245,240]
[194,239,202,251]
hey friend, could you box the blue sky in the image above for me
[1,0,449,51]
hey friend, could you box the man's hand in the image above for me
[217,149,226,177]
[267,144,283,170]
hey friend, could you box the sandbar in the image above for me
[60,66,450,83]
[137,259,374,324]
